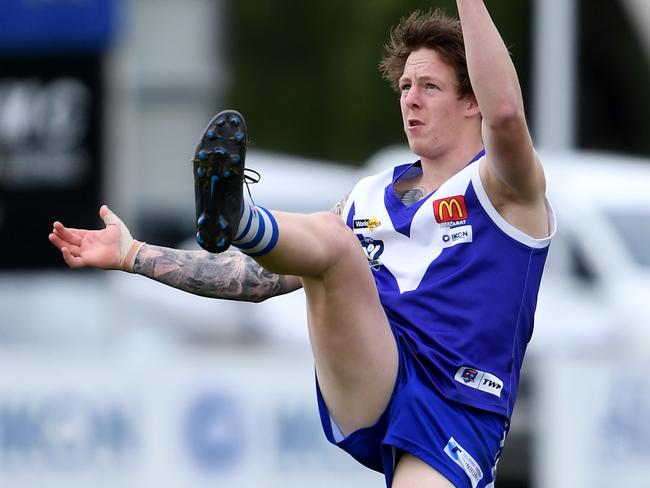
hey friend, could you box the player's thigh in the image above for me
[301,221,398,436]
[392,454,455,488]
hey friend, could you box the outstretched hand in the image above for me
[48,205,142,271]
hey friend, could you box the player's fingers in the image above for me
[51,233,83,256]
[48,232,68,251]
[52,222,83,246]
[61,247,86,269]
[53,221,86,234]
[49,232,80,253]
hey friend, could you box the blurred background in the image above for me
[1,0,649,486]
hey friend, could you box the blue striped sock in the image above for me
[232,192,279,256]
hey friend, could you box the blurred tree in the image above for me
[228,0,649,165]
[229,0,525,164]
[578,0,650,156]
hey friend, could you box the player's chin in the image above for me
[406,138,431,159]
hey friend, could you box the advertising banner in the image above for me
[0,1,117,268]
[0,56,104,268]
[0,0,117,53]
[0,348,382,487]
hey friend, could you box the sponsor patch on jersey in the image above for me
[444,437,483,488]
[433,195,467,224]
[454,367,503,397]
[353,216,381,231]
[441,225,473,247]
[358,236,384,269]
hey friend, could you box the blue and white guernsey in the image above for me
[342,153,556,419]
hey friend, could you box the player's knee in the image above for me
[316,211,359,255]
[300,211,362,273]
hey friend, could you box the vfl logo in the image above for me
[434,195,467,224]
[353,217,381,231]
[454,367,504,397]
[358,236,384,269]
[461,368,479,383]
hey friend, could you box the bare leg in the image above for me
[255,210,398,435]
[392,454,455,488]
[191,110,397,434]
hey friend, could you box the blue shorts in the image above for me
[316,329,509,487]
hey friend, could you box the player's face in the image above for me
[399,48,470,159]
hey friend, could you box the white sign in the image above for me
[0,349,382,488]
[534,356,650,488]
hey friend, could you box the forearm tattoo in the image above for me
[133,195,347,301]
[133,245,301,302]
[395,187,426,206]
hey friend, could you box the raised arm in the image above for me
[456,0,545,201]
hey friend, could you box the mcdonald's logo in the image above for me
[433,195,467,223]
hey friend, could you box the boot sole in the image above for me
[192,109,247,253]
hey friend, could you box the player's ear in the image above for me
[464,96,481,118]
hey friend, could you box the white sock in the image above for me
[232,191,279,256]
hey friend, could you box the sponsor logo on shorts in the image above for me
[444,437,483,488]
[441,224,473,247]
[353,216,381,231]
[434,195,467,224]
[454,367,504,397]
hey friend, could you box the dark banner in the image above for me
[0,55,103,269]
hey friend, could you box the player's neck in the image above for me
[417,141,483,192]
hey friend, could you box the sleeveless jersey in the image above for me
[342,153,556,418]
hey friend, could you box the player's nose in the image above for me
[403,86,421,108]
